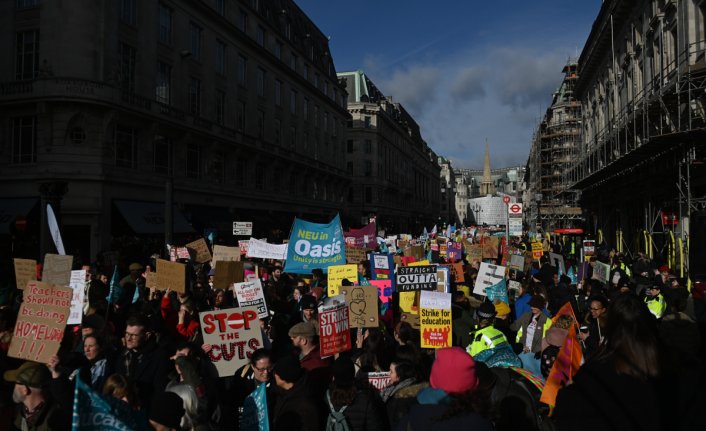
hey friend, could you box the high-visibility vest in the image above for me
[467,325,508,357]
[515,316,552,344]
[645,294,666,319]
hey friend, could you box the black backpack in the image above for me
[489,367,555,431]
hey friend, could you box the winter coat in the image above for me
[328,388,388,431]
[114,341,170,412]
[510,311,551,353]
[393,388,493,431]
[271,375,320,431]
[384,381,428,429]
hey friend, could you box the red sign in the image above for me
[661,211,679,225]
[554,228,584,234]
[319,302,351,357]
[509,204,522,214]
[503,196,511,204]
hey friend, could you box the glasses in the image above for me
[124,332,143,339]
[253,364,272,373]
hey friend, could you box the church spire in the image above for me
[480,140,496,196]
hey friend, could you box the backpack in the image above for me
[325,390,351,431]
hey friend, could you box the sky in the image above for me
[296,0,603,169]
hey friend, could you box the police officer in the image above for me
[467,302,510,357]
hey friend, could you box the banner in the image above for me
[72,375,148,431]
[344,221,377,249]
[327,264,358,297]
[13,258,36,290]
[285,214,345,274]
[419,290,452,349]
[396,265,438,292]
[43,254,73,286]
[367,371,391,392]
[47,203,66,255]
[9,281,71,363]
[156,259,186,293]
[319,298,351,357]
[247,238,288,260]
[485,279,509,304]
[240,382,270,431]
[200,306,263,377]
[342,285,378,328]
[539,325,583,408]
[473,262,507,296]
[346,245,369,264]
[592,261,610,283]
[68,270,86,325]
[234,279,268,319]
[186,238,212,263]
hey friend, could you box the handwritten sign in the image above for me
[592,261,610,283]
[212,245,241,269]
[341,285,378,328]
[67,270,86,325]
[246,238,288,260]
[396,265,438,292]
[43,254,73,286]
[233,279,268,319]
[186,238,212,263]
[156,259,186,293]
[213,261,244,290]
[473,262,507,296]
[14,258,37,290]
[346,245,369,264]
[319,299,351,357]
[200,306,263,377]
[482,237,500,260]
[465,244,482,264]
[9,281,72,363]
[327,264,358,297]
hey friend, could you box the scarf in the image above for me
[380,378,416,402]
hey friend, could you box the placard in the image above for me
[508,280,521,298]
[212,245,241,268]
[368,371,391,392]
[509,254,525,272]
[446,242,462,261]
[285,214,345,273]
[370,279,392,314]
[531,241,544,260]
[473,262,507,296]
[186,238,212,263]
[341,285,378,328]
[68,270,86,325]
[592,261,610,283]
[156,259,186,293]
[319,299,351,357]
[238,240,250,255]
[419,291,452,349]
[346,245,369,264]
[213,261,244,290]
[14,258,37,290]
[482,237,500,259]
[396,265,438,292]
[399,292,417,314]
[450,262,465,283]
[233,279,268,318]
[246,238,287,260]
[145,270,157,290]
[548,252,566,275]
[43,254,73,286]
[465,244,482,264]
[200,306,263,377]
[9,281,72,363]
[327,264,358,297]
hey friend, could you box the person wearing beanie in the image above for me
[149,391,185,431]
[466,301,510,357]
[271,355,320,431]
[395,347,493,431]
[511,295,552,378]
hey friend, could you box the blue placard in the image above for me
[285,214,345,274]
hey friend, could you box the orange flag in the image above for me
[552,301,578,325]
[539,324,584,410]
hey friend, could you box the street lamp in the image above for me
[470,203,482,225]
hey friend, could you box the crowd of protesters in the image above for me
[0,226,705,431]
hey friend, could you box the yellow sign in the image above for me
[399,292,417,314]
[419,291,452,349]
[327,264,358,296]
[408,260,430,266]
[531,241,543,260]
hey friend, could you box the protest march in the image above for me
[0,213,705,431]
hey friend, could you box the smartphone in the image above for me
[579,326,589,333]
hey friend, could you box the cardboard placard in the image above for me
[233,279,268,319]
[14,258,37,290]
[9,281,72,363]
[341,285,378,328]
[466,244,483,264]
[450,262,465,283]
[213,261,244,290]
[43,254,73,286]
[346,245,369,264]
[482,237,500,260]
[67,270,86,325]
[145,270,157,290]
[327,264,358,297]
[156,259,186,293]
[399,311,420,329]
[186,238,212,263]
[473,262,507,296]
[200,306,263,377]
[396,265,438,292]
[212,245,241,269]
[509,254,525,272]
[319,299,351,357]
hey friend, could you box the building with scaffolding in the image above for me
[567,0,706,278]
[526,61,583,233]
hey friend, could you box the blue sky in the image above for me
[296,0,603,169]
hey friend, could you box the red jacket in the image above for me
[300,347,331,371]
[161,295,200,342]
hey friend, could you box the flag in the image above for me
[430,225,437,237]
[72,375,148,430]
[240,383,270,431]
[552,301,578,325]
[106,266,122,305]
[47,203,66,255]
[484,279,509,304]
[539,325,583,410]
[284,214,345,274]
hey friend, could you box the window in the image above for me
[288,172,296,195]
[189,77,201,116]
[323,112,328,132]
[365,139,372,154]
[257,110,265,138]
[364,116,371,128]
[235,158,245,186]
[214,0,225,15]
[186,143,200,178]
[153,136,172,174]
[275,80,282,106]
[303,131,309,152]
[303,98,309,120]
[158,4,171,44]
[348,188,354,203]
[237,55,247,85]
[215,41,226,75]
[256,25,266,47]
[115,125,137,168]
[255,163,265,189]
[365,186,372,203]
[365,160,372,176]
[11,116,36,164]
[290,89,297,115]
[120,0,137,26]
[16,0,40,9]
[118,42,136,92]
[347,140,354,153]
[156,62,171,104]
[215,90,225,125]
[289,126,296,149]
[189,22,202,60]
[236,100,245,131]
[15,30,39,80]
[238,10,248,33]
[69,128,86,144]
[257,67,265,97]
[275,40,282,60]
[274,118,281,145]
[290,54,297,70]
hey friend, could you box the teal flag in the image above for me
[484,279,509,304]
[72,375,148,430]
[285,214,345,274]
[106,266,122,304]
[240,382,270,431]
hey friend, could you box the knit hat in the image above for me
[3,362,51,388]
[659,265,669,273]
[273,355,303,383]
[430,347,479,394]
[494,301,511,317]
[476,302,497,320]
[288,322,317,338]
[300,295,317,311]
[332,357,355,387]
[149,392,184,429]
[529,295,546,309]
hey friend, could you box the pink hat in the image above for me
[430,347,479,394]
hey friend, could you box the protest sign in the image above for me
[592,261,610,283]
[200,306,263,377]
[344,221,377,249]
[319,299,351,357]
[68,270,86,325]
[400,256,417,266]
[396,265,437,292]
[465,244,483,264]
[145,270,157,290]
[399,292,417,314]
[549,252,566,275]
[370,279,392,314]
[176,247,191,260]
[9,281,71,363]
[436,266,450,293]
[240,382,269,431]
[285,214,345,273]
[439,242,447,257]
[508,280,521,298]
[408,260,430,266]
[400,311,420,329]
[156,259,186,293]
[341,285,378,327]
[233,279,268,319]
[346,245,368,264]
[450,262,465,283]
[473,262,507,296]
[419,291,452,349]
[531,241,543,260]
[72,375,148,431]
[13,258,36,290]
[239,240,250,255]
[482,236,500,259]
[247,238,288,260]
[213,261,244,290]
[212,245,241,268]
[447,242,462,261]
[186,238,212,263]
[327,264,358,296]
[367,372,391,392]
[43,253,73,286]
[509,254,525,272]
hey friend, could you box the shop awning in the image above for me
[114,200,193,234]
[0,198,38,234]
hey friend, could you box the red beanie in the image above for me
[430,347,479,394]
